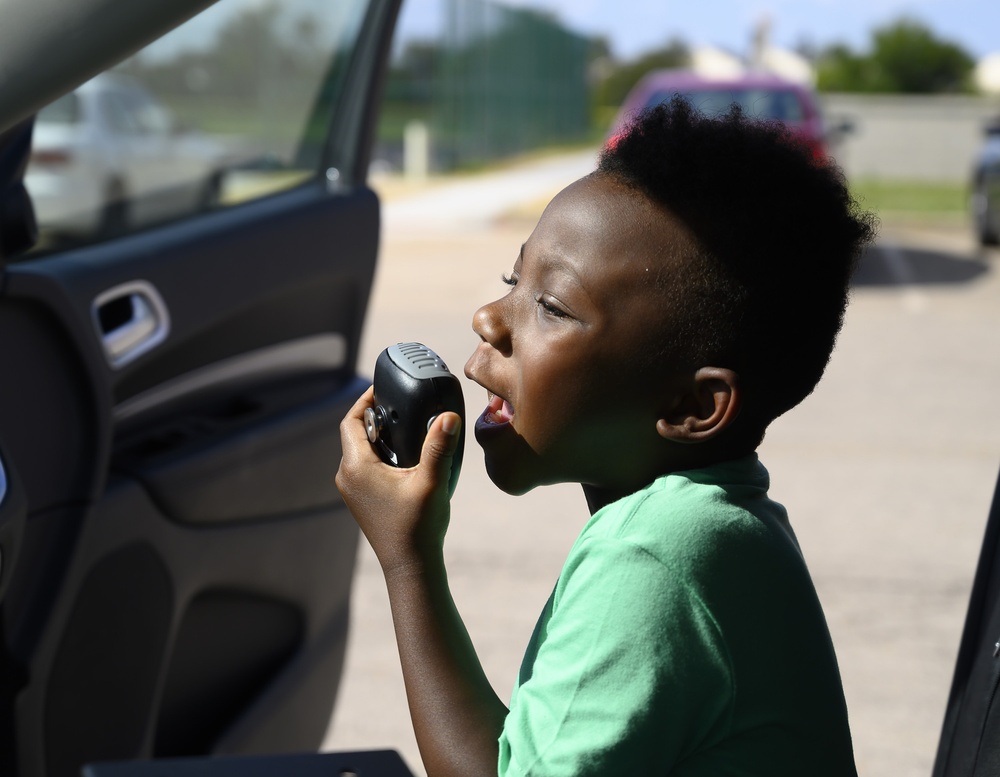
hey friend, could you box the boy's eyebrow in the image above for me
[522,241,588,292]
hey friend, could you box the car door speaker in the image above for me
[45,543,172,777]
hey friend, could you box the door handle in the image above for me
[92,280,171,369]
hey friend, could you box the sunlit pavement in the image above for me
[323,151,1000,776]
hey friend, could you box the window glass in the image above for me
[25,0,371,253]
[36,93,80,125]
[100,91,142,135]
[647,88,805,122]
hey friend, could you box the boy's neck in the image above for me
[581,447,755,514]
[582,484,627,515]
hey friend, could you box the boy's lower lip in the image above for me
[475,405,503,427]
[474,407,513,443]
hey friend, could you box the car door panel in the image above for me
[24,472,359,776]
[2,193,376,777]
[5,184,377,526]
[0,1,402,775]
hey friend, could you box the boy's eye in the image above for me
[536,294,568,319]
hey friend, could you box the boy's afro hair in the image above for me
[599,97,877,449]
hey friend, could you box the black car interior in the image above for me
[0,1,417,775]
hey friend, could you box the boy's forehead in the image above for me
[535,174,696,275]
[550,173,636,217]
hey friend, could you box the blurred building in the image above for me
[689,16,816,86]
[974,53,1000,95]
[689,47,744,79]
[820,93,996,182]
[747,16,815,86]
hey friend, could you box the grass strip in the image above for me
[849,179,969,216]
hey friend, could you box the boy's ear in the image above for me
[656,367,741,443]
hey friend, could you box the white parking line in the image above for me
[878,236,927,313]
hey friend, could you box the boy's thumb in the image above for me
[421,412,462,472]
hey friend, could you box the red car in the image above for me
[608,70,831,161]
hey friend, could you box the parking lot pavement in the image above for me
[324,155,1000,776]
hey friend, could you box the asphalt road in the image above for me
[323,151,1000,776]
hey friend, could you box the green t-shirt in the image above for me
[498,455,856,776]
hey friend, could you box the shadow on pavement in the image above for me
[853,244,992,287]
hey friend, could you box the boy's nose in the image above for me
[472,299,512,356]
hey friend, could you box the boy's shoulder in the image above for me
[579,454,801,580]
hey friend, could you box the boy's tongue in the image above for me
[487,393,514,424]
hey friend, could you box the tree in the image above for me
[871,18,974,92]
[594,39,691,108]
[816,44,879,92]
[817,17,974,93]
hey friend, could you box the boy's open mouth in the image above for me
[483,391,514,425]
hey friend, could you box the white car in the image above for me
[26,72,224,239]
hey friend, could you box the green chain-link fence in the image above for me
[379,0,592,172]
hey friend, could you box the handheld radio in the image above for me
[364,343,465,496]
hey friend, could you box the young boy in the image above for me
[337,99,876,776]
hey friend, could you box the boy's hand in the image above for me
[337,386,504,776]
[336,385,462,574]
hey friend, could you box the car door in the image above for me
[0,2,401,776]
[934,465,1000,776]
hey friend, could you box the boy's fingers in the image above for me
[339,385,380,463]
[345,385,376,422]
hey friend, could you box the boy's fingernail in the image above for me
[441,415,460,436]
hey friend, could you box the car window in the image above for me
[125,86,175,135]
[100,91,143,135]
[36,93,80,125]
[646,88,806,122]
[24,0,371,255]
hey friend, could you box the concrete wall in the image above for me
[821,93,1000,182]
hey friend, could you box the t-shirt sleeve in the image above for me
[498,534,734,776]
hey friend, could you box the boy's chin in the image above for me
[483,457,538,496]
[476,425,542,495]
[479,443,549,496]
